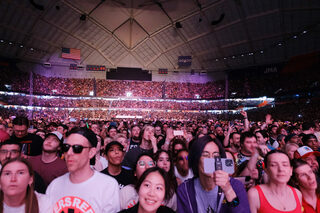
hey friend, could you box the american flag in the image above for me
[62,47,81,60]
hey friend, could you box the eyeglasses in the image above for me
[62,144,91,154]
[0,150,20,155]
[138,160,155,167]
[201,151,220,158]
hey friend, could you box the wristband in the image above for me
[226,197,239,207]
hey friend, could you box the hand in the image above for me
[265,114,273,125]
[257,145,270,156]
[166,128,174,141]
[213,170,232,192]
[240,110,247,118]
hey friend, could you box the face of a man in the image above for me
[241,136,258,156]
[0,144,21,165]
[303,154,319,172]
[231,133,241,148]
[215,127,223,136]
[176,151,189,174]
[13,125,28,138]
[306,138,319,151]
[64,134,96,174]
[43,135,60,153]
[57,126,65,135]
[109,128,117,138]
[106,145,124,166]
[155,126,162,136]
[91,124,101,135]
[131,126,140,139]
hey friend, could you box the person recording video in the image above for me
[177,135,250,213]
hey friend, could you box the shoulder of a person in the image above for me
[158,206,175,212]
[29,133,43,140]
[177,178,194,193]
[120,184,135,193]
[47,172,69,187]
[94,170,118,185]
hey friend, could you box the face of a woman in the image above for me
[0,161,33,197]
[199,142,220,177]
[256,132,267,145]
[143,126,154,141]
[266,153,292,184]
[135,156,155,179]
[295,164,317,190]
[138,171,165,213]
[157,152,170,172]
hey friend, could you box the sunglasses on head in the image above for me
[62,144,91,154]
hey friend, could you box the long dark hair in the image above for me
[154,150,178,191]
[188,135,226,178]
[0,158,39,213]
[135,167,174,202]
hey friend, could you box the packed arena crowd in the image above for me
[0,108,320,212]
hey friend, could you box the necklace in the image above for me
[271,188,288,211]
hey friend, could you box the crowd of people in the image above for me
[3,72,226,99]
[1,94,228,110]
[0,111,319,212]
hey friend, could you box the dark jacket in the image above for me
[118,203,175,213]
[177,177,250,213]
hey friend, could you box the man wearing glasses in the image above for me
[46,127,120,213]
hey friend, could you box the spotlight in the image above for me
[175,22,182,28]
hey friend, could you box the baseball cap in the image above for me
[294,146,320,159]
[105,141,124,153]
[46,131,63,142]
[285,134,298,143]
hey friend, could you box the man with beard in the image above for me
[226,132,241,154]
[128,125,141,150]
[28,131,68,187]
[122,125,157,170]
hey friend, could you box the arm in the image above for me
[248,187,259,213]
[261,114,273,130]
[162,128,174,151]
[223,123,233,147]
[240,111,249,132]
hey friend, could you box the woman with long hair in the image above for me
[118,167,175,213]
[290,159,320,213]
[154,150,178,211]
[0,158,51,213]
[248,150,303,213]
[177,135,250,213]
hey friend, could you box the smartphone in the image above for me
[204,158,235,175]
[173,130,184,136]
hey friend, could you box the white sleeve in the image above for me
[36,192,53,213]
[102,178,120,213]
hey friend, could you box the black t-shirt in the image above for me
[129,138,140,150]
[118,203,175,213]
[11,133,43,156]
[101,167,134,190]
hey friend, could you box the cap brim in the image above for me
[300,151,320,159]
